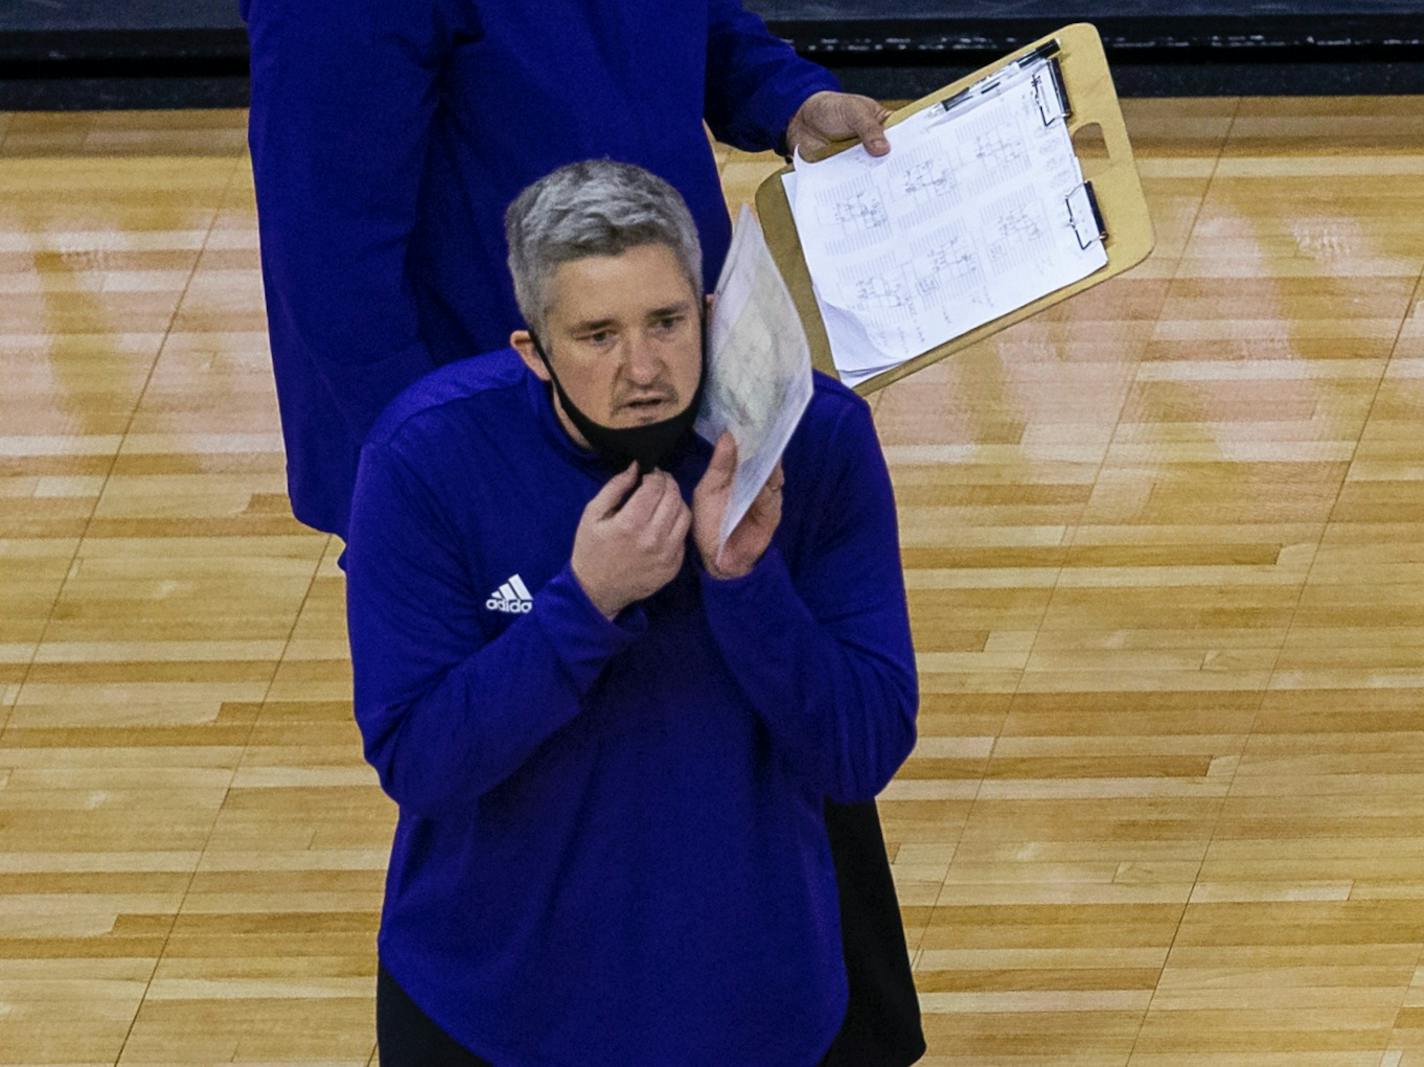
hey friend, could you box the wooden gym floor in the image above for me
[2,96,1423,1065]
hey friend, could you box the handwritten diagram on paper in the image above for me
[697,206,812,552]
[784,56,1108,387]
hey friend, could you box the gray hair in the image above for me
[504,160,704,335]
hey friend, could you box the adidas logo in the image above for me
[485,574,534,614]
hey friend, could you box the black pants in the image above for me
[378,802,922,1066]
[378,964,496,1066]
[821,799,925,1067]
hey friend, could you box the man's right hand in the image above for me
[571,463,691,619]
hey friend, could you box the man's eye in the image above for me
[654,316,683,332]
[587,331,614,345]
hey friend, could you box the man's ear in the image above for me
[704,293,715,317]
[510,329,550,382]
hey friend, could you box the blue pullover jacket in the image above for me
[242,0,838,537]
[344,351,917,1065]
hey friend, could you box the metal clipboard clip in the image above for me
[1032,56,1072,126]
[1065,181,1108,250]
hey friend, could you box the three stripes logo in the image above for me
[486,574,534,614]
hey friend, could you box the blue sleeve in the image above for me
[344,442,646,818]
[703,0,841,152]
[243,0,455,441]
[698,402,918,804]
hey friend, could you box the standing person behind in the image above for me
[242,4,923,1062]
[242,0,890,540]
[346,159,918,1066]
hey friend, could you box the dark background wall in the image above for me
[2,1,1422,109]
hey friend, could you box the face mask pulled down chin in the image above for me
[530,332,705,474]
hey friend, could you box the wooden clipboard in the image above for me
[754,22,1154,395]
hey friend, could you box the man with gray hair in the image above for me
[344,160,918,1065]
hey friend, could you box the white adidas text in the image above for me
[486,574,534,614]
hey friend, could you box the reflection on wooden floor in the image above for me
[1,97,1423,1065]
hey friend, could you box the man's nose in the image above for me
[623,334,665,385]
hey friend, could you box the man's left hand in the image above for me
[693,432,784,580]
[785,90,893,160]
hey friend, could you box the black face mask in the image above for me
[530,322,706,474]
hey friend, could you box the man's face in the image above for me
[517,243,702,432]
